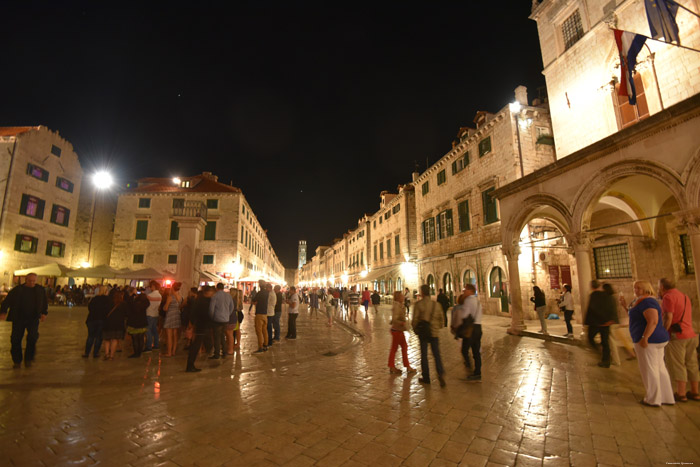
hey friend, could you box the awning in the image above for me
[67,265,120,279]
[14,262,74,277]
[115,268,168,280]
[361,265,401,283]
[198,270,226,283]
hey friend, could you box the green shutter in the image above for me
[14,234,22,251]
[170,221,179,240]
[204,221,216,240]
[37,199,45,219]
[446,209,453,236]
[458,200,470,232]
[19,195,28,215]
[135,220,148,239]
[436,214,443,240]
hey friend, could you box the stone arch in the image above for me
[682,144,700,208]
[502,193,573,249]
[459,265,478,290]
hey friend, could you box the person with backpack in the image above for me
[411,284,446,387]
[371,290,381,314]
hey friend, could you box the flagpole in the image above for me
[666,0,700,20]
[647,35,700,53]
[644,44,665,110]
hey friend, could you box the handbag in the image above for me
[669,294,688,334]
[456,315,475,339]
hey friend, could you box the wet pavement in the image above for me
[1,303,699,466]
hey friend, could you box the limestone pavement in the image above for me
[1,303,699,466]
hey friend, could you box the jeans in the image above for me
[388,329,409,368]
[273,312,281,340]
[186,330,213,370]
[255,315,268,347]
[129,331,145,356]
[145,316,159,350]
[564,310,574,334]
[212,323,226,356]
[588,325,611,365]
[287,313,298,338]
[419,336,444,381]
[11,319,40,364]
[461,324,482,375]
[85,320,104,356]
[536,306,547,332]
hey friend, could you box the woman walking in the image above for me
[620,280,674,407]
[83,286,110,358]
[530,286,547,334]
[102,290,127,360]
[126,287,149,358]
[388,291,416,374]
[162,283,183,357]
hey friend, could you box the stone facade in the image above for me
[71,187,117,269]
[0,126,83,285]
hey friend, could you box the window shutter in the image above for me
[37,199,45,219]
[14,234,22,251]
[63,208,70,226]
[20,195,28,215]
[446,209,453,236]
[436,214,443,240]
[45,241,52,256]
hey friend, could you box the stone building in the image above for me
[110,172,284,291]
[0,126,83,285]
[412,87,554,314]
[493,0,700,333]
[71,187,117,269]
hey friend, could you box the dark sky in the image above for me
[2,1,545,269]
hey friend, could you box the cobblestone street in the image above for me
[1,304,699,467]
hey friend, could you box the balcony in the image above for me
[172,200,208,220]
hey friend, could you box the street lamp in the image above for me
[86,171,113,267]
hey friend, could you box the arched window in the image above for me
[489,267,505,298]
[427,274,436,295]
[380,280,386,295]
[443,272,453,294]
[388,279,393,294]
[396,277,403,292]
[463,269,476,289]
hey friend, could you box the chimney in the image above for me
[514,85,528,106]
[201,171,218,182]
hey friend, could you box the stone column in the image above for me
[674,208,700,301]
[504,244,525,335]
[567,233,593,328]
[174,217,206,292]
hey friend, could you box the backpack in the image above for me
[413,301,436,340]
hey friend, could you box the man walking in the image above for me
[371,289,381,314]
[361,287,371,314]
[253,280,269,353]
[0,273,48,368]
[411,284,446,387]
[272,285,283,341]
[145,280,162,352]
[309,288,320,319]
[266,283,277,345]
[452,284,482,381]
[209,283,234,359]
[348,285,360,323]
[286,286,300,339]
[437,288,450,327]
[585,280,617,368]
[186,286,215,372]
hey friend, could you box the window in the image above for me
[56,177,74,193]
[379,242,384,260]
[463,269,476,288]
[437,169,446,185]
[615,74,650,129]
[386,239,391,258]
[427,274,435,295]
[394,235,400,256]
[138,198,151,208]
[180,180,191,188]
[45,240,65,257]
[451,152,470,174]
[458,200,471,232]
[242,205,246,214]
[204,221,216,240]
[173,198,185,209]
[27,163,49,182]
[392,204,400,214]
[133,254,144,264]
[436,209,454,239]
[384,211,391,220]
[681,234,695,274]
[135,220,148,240]
[168,254,178,264]
[379,216,383,224]
[50,145,62,157]
[360,251,364,266]
[562,9,584,51]
[374,244,377,261]
[203,254,214,264]
[422,217,436,244]
[422,181,429,195]
[373,220,377,228]
[593,243,632,279]
[489,267,505,298]
[482,188,499,224]
[206,199,218,209]
[50,204,70,226]
[478,137,492,157]
[19,194,45,219]
[169,221,179,240]
[15,234,38,253]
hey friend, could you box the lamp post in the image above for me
[86,171,113,267]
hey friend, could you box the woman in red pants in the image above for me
[388,291,416,375]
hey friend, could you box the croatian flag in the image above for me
[645,0,680,44]
[613,29,647,105]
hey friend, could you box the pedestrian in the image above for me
[102,290,128,361]
[182,287,198,350]
[411,284,446,387]
[144,281,161,352]
[559,284,575,338]
[437,288,450,327]
[607,283,636,361]
[309,287,320,319]
[341,287,349,316]
[371,289,381,314]
[253,280,270,353]
[126,287,148,358]
[162,282,183,357]
[530,286,548,335]
[272,285,283,341]
[585,280,618,368]
[186,286,215,372]
[83,285,110,358]
[324,290,335,327]
[388,291,416,374]
[452,284,483,381]
[403,287,411,317]
[248,286,257,315]
[266,283,277,345]
[348,285,360,323]
[658,278,699,402]
[620,280,674,406]
[0,273,48,368]
[209,282,234,359]
[226,288,242,353]
[361,287,371,315]
[286,286,299,339]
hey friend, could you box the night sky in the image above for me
[2,1,545,268]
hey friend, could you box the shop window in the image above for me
[14,234,38,253]
[203,254,214,264]
[168,254,178,264]
[56,177,74,193]
[45,240,65,257]
[206,199,218,209]
[170,221,179,240]
[27,163,49,182]
[437,169,446,186]
[50,204,70,226]
[478,137,492,157]
[615,74,650,129]
[204,221,216,240]
[680,234,694,274]
[593,243,632,279]
[458,200,471,232]
[562,9,584,51]
[482,188,499,224]
[422,181,429,195]
[138,198,151,208]
[436,209,454,240]
[133,254,144,264]
[50,144,62,157]
[135,220,148,240]
[19,194,45,219]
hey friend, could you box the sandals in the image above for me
[674,393,688,402]
[687,392,700,401]
[389,367,402,374]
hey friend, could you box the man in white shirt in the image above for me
[452,284,482,381]
[266,283,277,345]
[145,281,162,352]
